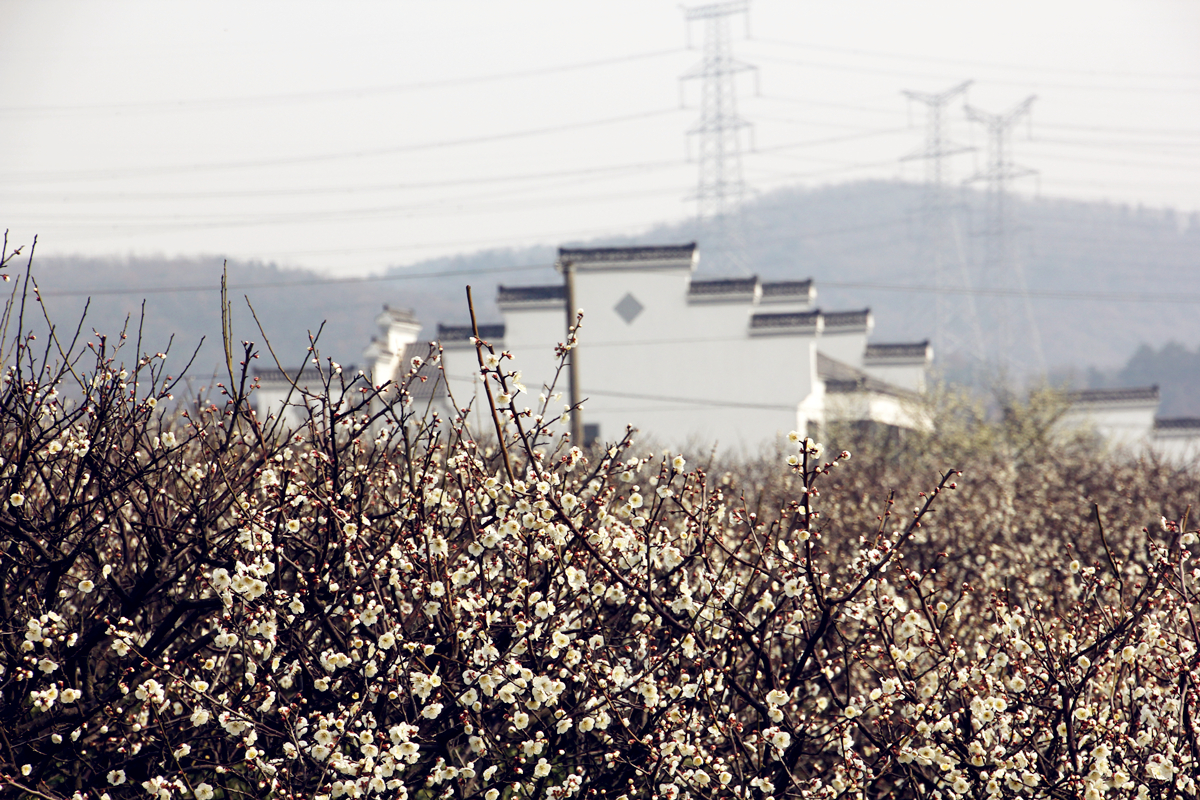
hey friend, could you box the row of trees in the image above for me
[1,238,1198,799]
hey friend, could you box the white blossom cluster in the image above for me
[1,292,1199,800]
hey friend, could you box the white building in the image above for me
[1062,386,1200,464]
[430,243,931,452]
[255,305,441,431]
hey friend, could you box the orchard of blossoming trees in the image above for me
[1,236,1199,800]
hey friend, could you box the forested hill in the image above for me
[15,180,1200,401]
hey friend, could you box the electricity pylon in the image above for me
[965,96,1046,376]
[682,1,754,273]
[901,80,985,366]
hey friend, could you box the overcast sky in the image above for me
[2,0,1198,276]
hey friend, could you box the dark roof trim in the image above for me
[378,305,419,324]
[1069,386,1160,404]
[688,277,758,299]
[497,284,565,304]
[749,311,821,332]
[1154,417,1200,431]
[760,280,814,300]
[558,243,697,263]
[864,341,931,360]
[254,366,344,384]
[822,309,872,329]
[437,323,506,343]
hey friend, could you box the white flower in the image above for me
[77,579,95,593]
[1146,756,1173,781]
[195,783,214,800]
[422,703,443,719]
[161,430,177,448]
[108,770,126,785]
[533,758,551,778]
[9,493,24,507]
[210,568,231,590]
[286,519,301,533]
[61,688,81,703]
[627,492,643,509]
[38,658,58,674]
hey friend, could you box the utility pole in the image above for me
[562,260,583,446]
[901,80,985,367]
[965,96,1045,375]
[682,1,754,273]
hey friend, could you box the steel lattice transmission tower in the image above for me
[681,1,754,272]
[965,96,1046,374]
[901,80,985,365]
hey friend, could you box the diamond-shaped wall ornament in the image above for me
[614,292,644,324]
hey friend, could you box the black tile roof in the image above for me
[497,284,565,304]
[760,280,813,299]
[379,305,419,324]
[557,244,697,263]
[398,342,446,402]
[253,366,334,385]
[822,309,871,328]
[688,277,758,296]
[1068,386,1160,404]
[1154,417,1200,431]
[817,353,916,399]
[749,310,821,330]
[436,323,506,343]
[864,341,931,360]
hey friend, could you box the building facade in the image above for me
[431,243,931,452]
[1062,386,1200,464]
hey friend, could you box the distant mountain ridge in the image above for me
[15,180,1200,405]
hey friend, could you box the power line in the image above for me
[7,131,914,233]
[0,49,688,117]
[748,35,1200,83]
[12,159,689,204]
[749,51,1200,95]
[38,263,557,298]
[0,108,685,184]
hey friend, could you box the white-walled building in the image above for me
[255,305,442,431]
[430,243,931,452]
[1062,386,1200,464]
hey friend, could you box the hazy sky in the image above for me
[2,0,1198,276]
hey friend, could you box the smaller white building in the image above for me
[255,305,444,431]
[1062,386,1200,464]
